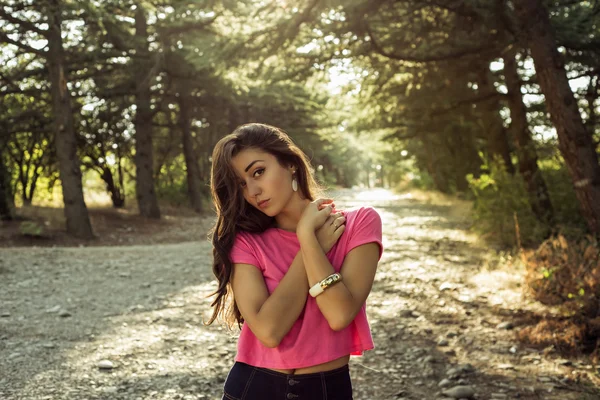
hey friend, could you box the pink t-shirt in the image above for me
[228,206,383,369]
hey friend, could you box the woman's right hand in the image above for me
[297,198,346,252]
[297,198,334,235]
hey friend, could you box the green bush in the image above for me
[408,170,436,191]
[467,154,589,247]
[156,180,193,207]
[19,221,45,237]
[467,158,549,247]
[538,159,587,237]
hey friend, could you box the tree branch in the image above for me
[267,0,321,53]
[158,13,221,37]
[363,18,496,62]
[0,30,46,56]
[0,7,47,37]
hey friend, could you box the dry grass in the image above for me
[516,234,600,359]
[516,318,587,354]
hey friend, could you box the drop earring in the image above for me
[292,174,298,192]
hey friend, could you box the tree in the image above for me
[475,62,514,174]
[46,0,94,237]
[513,0,600,234]
[132,4,160,218]
[0,149,15,220]
[0,1,94,237]
[177,83,204,213]
[503,47,554,227]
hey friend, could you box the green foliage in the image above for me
[156,180,191,207]
[538,158,588,236]
[19,221,45,237]
[468,153,589,247]
[154,154,191,206]
[467,157,549,247]
[407,170,436,191]
[1,0,598,234]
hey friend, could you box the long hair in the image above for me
[205,123,324,329]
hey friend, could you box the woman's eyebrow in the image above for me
[244,160,265,172]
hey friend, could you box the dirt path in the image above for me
[1,188,599,400]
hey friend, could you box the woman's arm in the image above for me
[231,251,308,348]
[298,232,380,331]
[230,205,345,348]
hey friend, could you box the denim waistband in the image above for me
[223,362,353,400]
[249,363,350,379]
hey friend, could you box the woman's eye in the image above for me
[240,169,263,187]
[253,168,265,177]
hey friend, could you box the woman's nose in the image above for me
[247,180,261,196]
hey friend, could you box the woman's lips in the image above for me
[258,199,270,208]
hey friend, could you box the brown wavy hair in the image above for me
[205,123,324,329]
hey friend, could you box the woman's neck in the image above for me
[274,197,310,232]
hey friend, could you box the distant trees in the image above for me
[2,0,600,237]
[512,0,600,234]
[301,0,600,234]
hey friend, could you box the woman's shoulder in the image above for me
[234,228,277,242]
[341,205,380,219]
[342,206,382,235]
[232,230,259,248]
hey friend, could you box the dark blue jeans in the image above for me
[222,362,353,400]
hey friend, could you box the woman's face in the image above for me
[231,148,296,216]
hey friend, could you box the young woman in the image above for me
[207,123,383,400]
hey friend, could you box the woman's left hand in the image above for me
[315,211,346,253]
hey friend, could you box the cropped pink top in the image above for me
[228,206,383,369]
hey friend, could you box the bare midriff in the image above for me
[266,354,350,375]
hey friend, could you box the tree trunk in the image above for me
[321,156,333,183]
[585,76,598,137]
[20,179,32,205]
[133,5,160,219]
[17,160,32,205]
[228,103,242,133]
[117,152,126,202]
[422,136,448,193]
[587,77,600,153]
[178,87,204,213]
[503,48,554,227]
[333,167,343,187]
[477,64,514,174]
[28,166,40,203]
[0,156,15,220]
[513,0,600,234]
[47,0,94,238]
[449,124,481,191]
[100,167,125,208]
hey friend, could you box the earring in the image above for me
[292,175,298,192]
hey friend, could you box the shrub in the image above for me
[19,221,45,237]
[467,158,548,247]
[538,159,587,237]
[519,235,600,357]
[523,234,600,318]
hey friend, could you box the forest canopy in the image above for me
[1,0,599,246]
